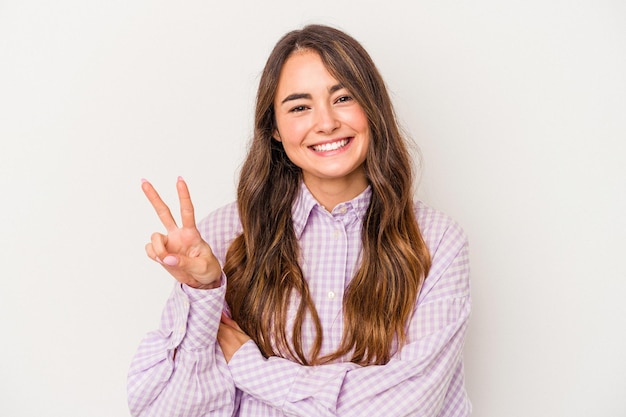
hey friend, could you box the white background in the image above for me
[1,1,624,416]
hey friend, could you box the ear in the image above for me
[273,130,282,142]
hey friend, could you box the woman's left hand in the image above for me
[217,313,251,363]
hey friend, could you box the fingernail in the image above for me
[162,255,178,266]
[177,176,184,182]
[141,178,148,184]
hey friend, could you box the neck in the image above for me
[303,173,368,211]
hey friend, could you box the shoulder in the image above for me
[197,201,242,262]
[198,201,241,229]
[413,200,470,301]
[413,200,468,260]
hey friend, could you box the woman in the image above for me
[128,24,471,416]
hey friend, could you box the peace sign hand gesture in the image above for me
[142,177,222,289]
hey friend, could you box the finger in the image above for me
[176,177,197,229]
[145,242,157,261]
[220,311,233,325]
[220,313,244,332]
[150,232,169,261]
[220,311,231,324]
[145,242,174,266]
[141,179,178,232]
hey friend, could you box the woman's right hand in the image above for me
[141,177,222,289]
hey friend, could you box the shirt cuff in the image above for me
[176,274,227,351]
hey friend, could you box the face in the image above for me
[273,50,370,198]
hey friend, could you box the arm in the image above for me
[127,282,237,416]
[127,178,238,416]
[221,219,471,417]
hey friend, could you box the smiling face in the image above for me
[273,50,370,206]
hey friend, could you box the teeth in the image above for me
[312,139,349,152]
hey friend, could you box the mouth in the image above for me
[310,138,351,152]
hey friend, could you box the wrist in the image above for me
[196,280,221,290]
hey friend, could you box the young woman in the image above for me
[128,24,471,416]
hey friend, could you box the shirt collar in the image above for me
[291,181,372,238]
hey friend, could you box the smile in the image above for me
[310,138,350,152]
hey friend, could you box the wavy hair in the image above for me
[223,24,431,366]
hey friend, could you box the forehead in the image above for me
[276,50,338,92]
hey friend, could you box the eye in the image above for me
[289,105,309,113]
[335,95,353,104]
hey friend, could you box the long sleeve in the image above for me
[127,190,471,416]
[226,215,471,416]
[127,280,237,416]
[127,201,242,417]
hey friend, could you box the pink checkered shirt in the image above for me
[128,183,471,416]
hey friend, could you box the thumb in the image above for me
[161,255,179,266]
[162,254,194,270]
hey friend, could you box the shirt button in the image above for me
[328,291,336,299]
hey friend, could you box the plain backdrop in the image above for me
[1,1,625,416]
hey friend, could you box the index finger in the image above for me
[176,176,197,228]
[141,179,178,231]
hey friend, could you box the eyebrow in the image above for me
[280,84,345,105]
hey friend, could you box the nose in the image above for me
[314,104,340,134]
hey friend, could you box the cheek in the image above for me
[276,121,305,146]
[354,111,370,133]
[341,105,370,134]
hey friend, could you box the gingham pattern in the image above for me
[128,183,471,416]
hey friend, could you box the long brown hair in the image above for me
[223,24,431,366]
